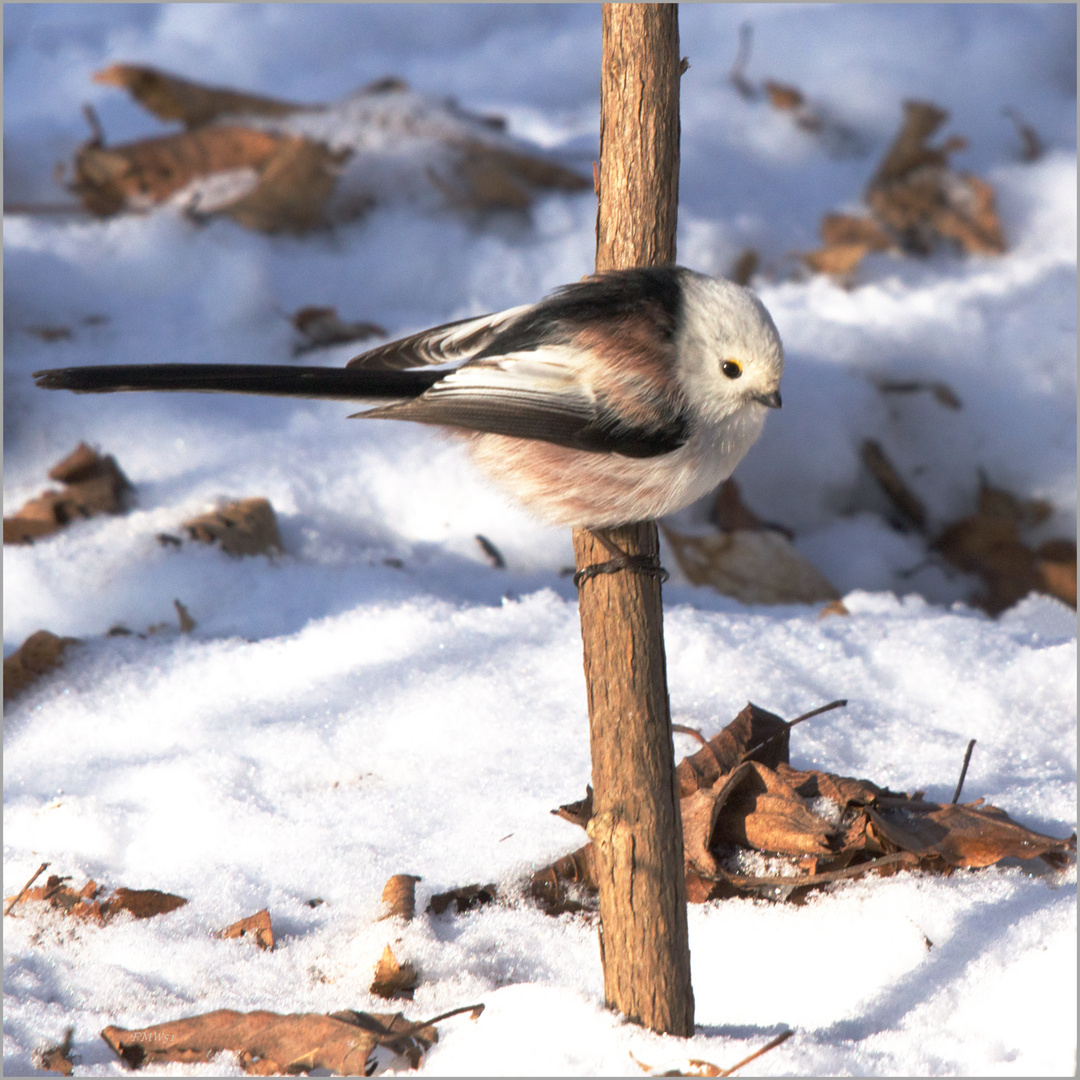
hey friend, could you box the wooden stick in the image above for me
[573,3,693,1038]
[720,1029,795,1076]
[4,861,49,916]
[951,738,977,803]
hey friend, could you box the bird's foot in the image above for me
[573,528,670,589]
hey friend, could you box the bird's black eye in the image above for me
[721,360,743,380]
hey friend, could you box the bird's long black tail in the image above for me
[33,363,444,401]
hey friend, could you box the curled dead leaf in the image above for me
[379,874,420,921]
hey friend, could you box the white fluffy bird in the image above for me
[35,266,783,530]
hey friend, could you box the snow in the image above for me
[4,4,1076,1077]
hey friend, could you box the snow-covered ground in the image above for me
[4,5,1076,1076]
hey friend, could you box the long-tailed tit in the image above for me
[35,266,783,536]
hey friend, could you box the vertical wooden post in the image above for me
[573,3,694,1037]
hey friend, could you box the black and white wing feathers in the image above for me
[356,348,688,458]
[346,306,532,372]
[349,266,691,456]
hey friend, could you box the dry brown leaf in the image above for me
[676,703,791,796]
[71,125,285,216]
[934,514,1037,614]
[427,883,498,916]
[864,102,1004,256]
[527,845,597,915]
[806,99,1005,277]
[4,443,133,545]
[215,908,274,951]
[33,1029,75,1077]
[370,944,419,1000]
[1036,540,1077,608]
[662,525,839,604]
[763,81,805,112]
[870,101,954,185]
[802,213,894,276]
[867,799,1076,868]
[802,242,875,277]
[552,787,593,830]
[100,1004,481,1074]
[4,875,187,923]
[708,762,835,856]
[3,631,81,703]
[26,325,73,343]
[430,140,590,211]
[709,478,770,533]
[529,701,1074,911]
[379,874,421,921]
[94,64,303,128]
[218,137,350,233]
[291,306,386,354]
[182,497,283,557]
[819,213,894,251]
[728,249,759,287]
[818,599,849,619]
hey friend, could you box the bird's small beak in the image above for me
[754,389,782,409]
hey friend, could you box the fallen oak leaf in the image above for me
[214,908,274,951]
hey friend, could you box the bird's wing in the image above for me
[346,305,532,371]
[354,347,688,458]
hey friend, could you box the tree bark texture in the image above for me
[573,4,694,1038]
